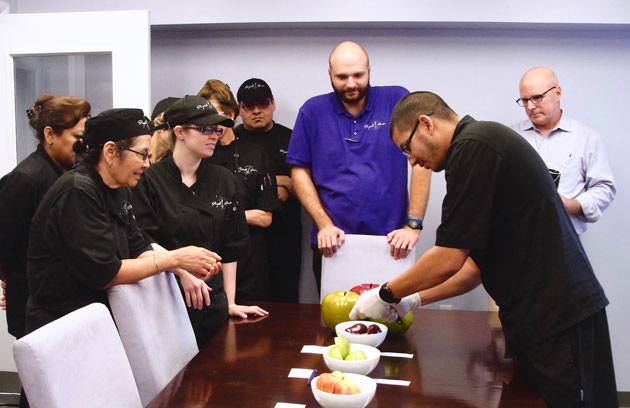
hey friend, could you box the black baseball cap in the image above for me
[237,78,273,102]
[164,95,234,128]
[151,97,178,121]
[83,108,152,150]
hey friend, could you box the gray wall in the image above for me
[6,0,630,392]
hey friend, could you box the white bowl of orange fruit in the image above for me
[311,371,377,408]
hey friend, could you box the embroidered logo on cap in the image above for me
[196,102,212,111]
[138,119,150,129]
[244,82,266,90]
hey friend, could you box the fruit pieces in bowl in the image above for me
[315,371,360,395]
[311,371,377,408]
[335,320,388,348]
[323,342,381,375]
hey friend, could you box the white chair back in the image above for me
[107,272,198,407]
[13,303,142,408]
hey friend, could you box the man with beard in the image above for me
[287,41,431,293]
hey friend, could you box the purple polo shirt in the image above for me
[287,85,410,244]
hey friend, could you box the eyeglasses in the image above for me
[401,111,433,157]
[125,148,152,162]
[516,86,556,107]
[240,98,271,111]
[183,125,224,136]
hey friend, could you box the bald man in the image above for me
[511,67,615,235]
[287,41,431,293]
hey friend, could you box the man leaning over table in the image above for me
[286,41,431,294]
[511,66,615,235]
[350,91,618,408]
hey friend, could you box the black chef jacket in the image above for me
[435,116,608,355]
[208,139,280,302]
[131,153,249,347]
[234,123,303,302]
[26,161,152,332]
[0,145,63,338]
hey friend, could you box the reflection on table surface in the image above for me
[146,301,545,408]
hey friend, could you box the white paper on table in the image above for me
[300,345,327,354]
[288,368,317,379]
[320,234,417,302]
[274,403,306,408]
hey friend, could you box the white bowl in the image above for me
[323,344,380,375]
[335,321,387,348]
[311,372,377,408]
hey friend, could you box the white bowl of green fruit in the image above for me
[323,337,381,375]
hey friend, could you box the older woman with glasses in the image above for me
[132,96,266,348]
[25,108,219,334]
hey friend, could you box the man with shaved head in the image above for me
[287,41,431,293]
[511,67,615,235]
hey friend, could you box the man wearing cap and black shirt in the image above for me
[234,78,302,303]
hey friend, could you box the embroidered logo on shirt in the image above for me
[236,165,259,176]
[196,102,212,111]
[279,149,288,155]
[212,196,233,209]
[364,120,387,131]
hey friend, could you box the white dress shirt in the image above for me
[511,114,616,235]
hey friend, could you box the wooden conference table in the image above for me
[147,302,545,408]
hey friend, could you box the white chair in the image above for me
[13,303,142,408]
[107,272,198,407]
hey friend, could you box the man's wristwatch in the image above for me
[406,216,423,230]
[379,282,401,304]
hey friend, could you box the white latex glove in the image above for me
[349,287,391,320]
[392,293,422,317]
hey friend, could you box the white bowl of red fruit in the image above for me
[311,371,377,408]
[335,321,387,348]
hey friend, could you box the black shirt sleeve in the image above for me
[0,172,38,265]
[436,139,503,250]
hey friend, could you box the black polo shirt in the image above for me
[26,162,152,332]
[234,123,303,302]
[208,140,279,301]
[435,116,608,354]
[0,145,63,337]
[234,122,292,176]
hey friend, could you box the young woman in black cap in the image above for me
[0,93,90,339]
[132,95,268,348]
[24,108,220,333]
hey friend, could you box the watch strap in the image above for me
[379,282,401,304]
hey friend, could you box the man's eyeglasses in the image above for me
[183,125,224,136]
[516,86,556,107]
[126,148,152,162]
[401,111,433,158]
[240,98,272,111]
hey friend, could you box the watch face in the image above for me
[408,219,420,229]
